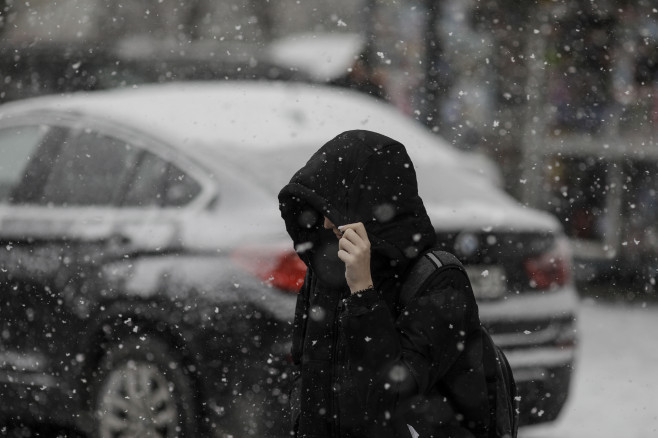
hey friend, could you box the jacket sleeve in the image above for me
[338,278,476,424]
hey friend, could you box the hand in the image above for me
[337,222,374,294]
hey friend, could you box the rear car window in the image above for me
[122,150,169,207]
[163,163,202,207]
[122,150,202,208]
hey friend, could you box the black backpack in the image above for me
[399,249,519,438]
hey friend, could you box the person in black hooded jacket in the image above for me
[278,130,490,438]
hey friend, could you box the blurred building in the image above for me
[517,0,658,286]
[366,0,658,287]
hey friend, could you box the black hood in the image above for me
[278,130,436,280]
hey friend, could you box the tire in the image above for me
[92,335,199,438]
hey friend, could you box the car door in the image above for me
[0,122,70,393]
[0,112,209,413]
[0,118,157,406]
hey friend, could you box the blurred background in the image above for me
[1,0,657,437]
[4,0,658,294]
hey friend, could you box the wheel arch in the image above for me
[77,299,204,411]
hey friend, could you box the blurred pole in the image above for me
[96,0,123,42]
[520,6,548,208]
[424,0,444,133]
[362,0,378,69]
[182,0,204,41]
[248,0,274,42]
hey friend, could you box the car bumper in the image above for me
[500,327,576,425]
[478,285,579,425]
[514,362,573,425]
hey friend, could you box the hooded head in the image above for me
[278,130,436,285]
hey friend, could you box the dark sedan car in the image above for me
[0,81,578,437]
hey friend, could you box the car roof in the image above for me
[0,81,561,232]
[0,81,459,161]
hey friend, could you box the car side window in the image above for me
[0,125,56,204]
[122,150,202,208]
[41,130,140,206]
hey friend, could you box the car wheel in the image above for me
[92,336,199,438]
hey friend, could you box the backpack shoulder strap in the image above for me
[399,249,467,308]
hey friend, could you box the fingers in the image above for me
[338,234,358,253]
[338,222,370,245]
[337,223,369,264]
[339,228,370,261]
[338,238,362,265]
[335,222,373,293]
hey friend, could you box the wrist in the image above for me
[351,284,374,295]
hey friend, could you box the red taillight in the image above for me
[268,251,307,292]
[233,245,307,293]
[524,238,572,290]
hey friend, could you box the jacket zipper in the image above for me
[332,298,344,437]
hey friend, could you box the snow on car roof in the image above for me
[0,81,463,166]
[0,81,560,232]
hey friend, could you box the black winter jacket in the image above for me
[278,130,490,438]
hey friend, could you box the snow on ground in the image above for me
[521,298,658,438]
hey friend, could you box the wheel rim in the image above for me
[97,360,179,438]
